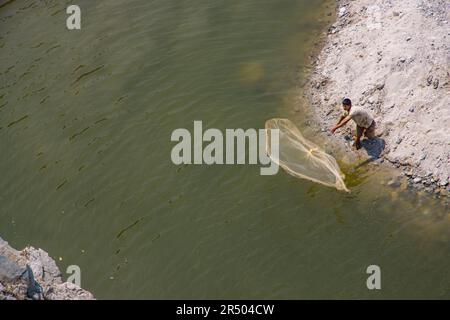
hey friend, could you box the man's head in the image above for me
[342,98,352,111]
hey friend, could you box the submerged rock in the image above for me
[387,179,401,188]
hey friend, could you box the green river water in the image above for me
[1,0,449,299]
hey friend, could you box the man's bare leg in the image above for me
[355,125,363,150]
[365,121,376,139]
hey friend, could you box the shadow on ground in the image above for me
[353,138,386,170]
[361,137,386,159]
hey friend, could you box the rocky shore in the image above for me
[304,0,449,197]
[0,236,94,300]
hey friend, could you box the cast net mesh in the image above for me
[265,118,349,192]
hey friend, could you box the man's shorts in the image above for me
[356,120,376,139]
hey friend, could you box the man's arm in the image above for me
[331,115,352,134]
[335,115,345,126]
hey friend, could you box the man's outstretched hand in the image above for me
[331,127,337,134]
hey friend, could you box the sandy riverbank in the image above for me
[0,236,94,300]
[305,0,449,195]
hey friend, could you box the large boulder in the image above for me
[0,236,94,300]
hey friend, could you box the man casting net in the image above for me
[265,118,349,192]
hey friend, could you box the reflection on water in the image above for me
[0,0,449,299]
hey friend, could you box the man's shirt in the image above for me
[343,107,374,128]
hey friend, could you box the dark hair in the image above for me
[342,98,352,106]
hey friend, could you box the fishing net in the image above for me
[265,118,349,192]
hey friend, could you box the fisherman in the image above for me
[331,98,376,150]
